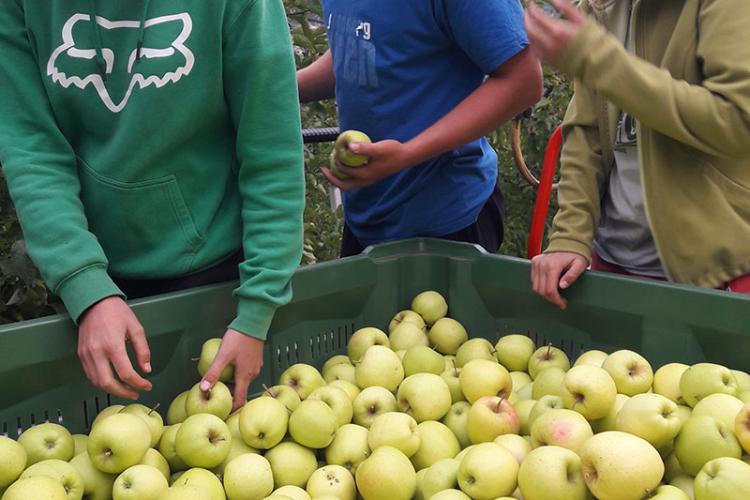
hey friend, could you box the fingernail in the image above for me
[349,143,360,152]
[145,363,152,373]
[560,281,568,289]
[200,381,211,392]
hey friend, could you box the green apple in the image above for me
[441,367,466,404]
[421,458,459,499]
[265,442,318,488]
[411,291,448,326]
[171,468,225,500]
[680,363,738,407]
[459,359,512,404]
[306,465,355,500]
[414,468,428,500]
[165,392,188,426]
[324,424,370,474]
[530,409,593,453]
[455,338,496,367]
[348,328,390,362]
[389,310,427,333]
[289,399,337,449]
[396,349,407,361]
[653,363,689,405]
[261,384,302,411]
[674,415,742,475]
[398,373,452,422]
[158,485,205,499]
[664,452,686,481]
[352,386,398,428]
[736,403,750,453]
[222,453,274,500]
[531,367,566,400]
[515,382,534,401]
[158,425,187,472]
[20,458,84,500]
[198,338,234,383]
[494,434,531,465]
[740,391,750,403]
[411,421,461,471]
[356,446,416,500]
[454,445,476,462]
[72,435,88,457]
[495,335,536,372]
[429,318,468,355]
[88,413,151,474]
[510,371,532,391]
[442,401,471,448]
[517,445,588,500]
[580,431,663,500]
[308,386,353,427]
[18,423,74,465]
[429,490,471,500]
[573,349,609,368]
[175,414,232,469]
[527,395,564,431]
[239,396,290,450]
[140,448,170,480]
[389,322,430,352]
[336,130,371,167]
[121,404,165,448]
[467,396,520,444]
[528,346,570,379]
[1,476,67,500]
[560,364,617,421]
[91,405,125,428]
[616,393,682,449]
[112,465,168,500]
[368,412,421,457]
[692,393,744,430]
[322,363,356,385]
[70,452,116,500]
[185,381,233,420]
[669,475,695,499]
[695,457,750,500]
[327,380,360,401]
[591,393,630,433]
[403,345,445,376]
[676,404,692,424]
[322,354,352,374]
[457,442,518,499]
[513,399,536,435]
[732,370,750,393]
[280,364,327,400]
[273,486,311,500]
[444,355,457,371]
[643,485,690,499]
[214,437,259,475]
[0,435,26,488]
[356,345,405,391]
[601,350,654,396]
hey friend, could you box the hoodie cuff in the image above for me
[228,298,276,341]
[57,266,124,323]
[545,238,593,262]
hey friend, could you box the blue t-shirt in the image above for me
[322,0,528,246]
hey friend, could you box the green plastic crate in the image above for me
[2,239,749,436]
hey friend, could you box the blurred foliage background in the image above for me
[0,0,570,323]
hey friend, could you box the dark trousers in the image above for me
[341,183,505,258]
[113,250,242,300]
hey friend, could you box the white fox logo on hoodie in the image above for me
[47,13,194,113]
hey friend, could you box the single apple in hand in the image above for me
[429,318,468,355]
[336,130,372,167]
[495,334,536,372]
[197,338,234,383]
[411,291,448,326]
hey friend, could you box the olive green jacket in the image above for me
[547,0,750,288]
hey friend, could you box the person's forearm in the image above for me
[297,50,336,103]
[404,48,542,165]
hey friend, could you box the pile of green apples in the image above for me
[2,291,750,500]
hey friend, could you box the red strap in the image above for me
[527,125,563,259]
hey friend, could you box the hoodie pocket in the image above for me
[77,160,205,277]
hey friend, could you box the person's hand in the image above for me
[77,296,153,400]
[322,140,415,191]
[531,252,588,309]
[525,0,587,66]
[200,329,264,410]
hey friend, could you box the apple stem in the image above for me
[496,396,506,412]
[191,357,200,362]
[148,403,161,416]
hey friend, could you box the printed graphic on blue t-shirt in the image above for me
[322,0,528,246]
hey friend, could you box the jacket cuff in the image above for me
[545,238,593,262]
[57,266,124,323]
[228,298,276,341]
[557,19,607,79]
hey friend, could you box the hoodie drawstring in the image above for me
[87,0,152,81]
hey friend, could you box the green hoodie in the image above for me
[0,0,304,339]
